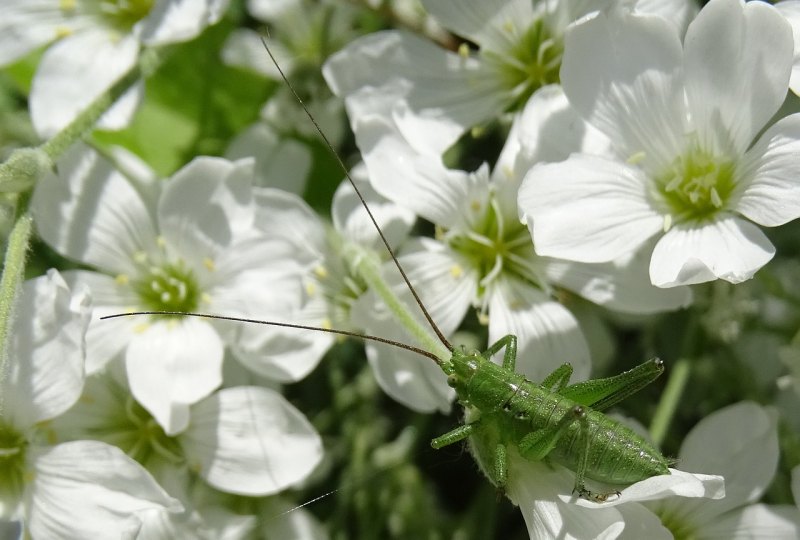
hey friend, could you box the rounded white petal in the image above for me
[519,154,662,263]
[0,1,84,66]
[253,187,326,265]
[181,386,323,496]
[32,144,159,275]
[137,0,229,45]
[700,503,800,539]
[561,10,686,169]
[775,0,800,95]
[684,0,793,154]
[614,502,673,540]
[634,0,698,36]
[331,164,415,251]
[159,157,256,259]
[26,441,181,540]
[62,271,145,375]
[323,30,503,155]
[225,122,310,193]
[568,469,725,509]
[506,458,626,540]
[735,113,800,227]
[30,30,140,138]
[4,271,90,427]
[544,246,692,314]
[421,0,535,51]
[351,90,492,229]
[677,401,779,515]
[649,216,775,287]
[221,29,295,78]
[126,318,224,435]
[488,280,591,383]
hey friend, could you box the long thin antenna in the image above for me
[260,37,453,351]
[100,311,443,365]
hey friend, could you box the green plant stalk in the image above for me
[351,244,451,363]
[649,356,692,448]
[0,206,33,416]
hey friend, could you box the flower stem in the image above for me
[0,200,33,415]
[350,244,451,363]
[649,356,691,448]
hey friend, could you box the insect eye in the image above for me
[447,374,458,387]
[514,411,528,420]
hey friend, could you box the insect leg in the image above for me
[431,423,476,449]
[559,358,664,411]
[483,334,517,371]
[540,363,573,392]
[517,405,585,461]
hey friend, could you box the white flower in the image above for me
[52,368,324,500]
[0,0,230,137]
[642,402,800,538]
[323,0,695,156]
[31,144,301,434]
[233,167,415,383]
[346,83,691,412]
[0,270,182,539]
[519,0,800,287]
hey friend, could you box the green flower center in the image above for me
[656,145,736,222]
[487,18,563,112]
[134,261,201,315]
[446,195,541,304]
[99,0,155,31]
[0,422,27,506]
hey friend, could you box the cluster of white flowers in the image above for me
[2,0,800,538]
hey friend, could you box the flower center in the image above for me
[487,18,563,112]
[446,195,542,302]
[134,261,201,314]
[656,145,736,221]
[98,0,155,31]
[0,422,27,506]
[118,396,185,465]
[309,231,369,329]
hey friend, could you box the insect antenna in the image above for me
[100,311,443,365]
[259,37,454,352]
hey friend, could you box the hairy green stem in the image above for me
[649,356,691,448]
[351,245,450,363]
[0,204,33,416]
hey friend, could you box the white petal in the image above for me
[31,144,159,275]
[568,469,725,509]
[27,441,181,540]
[614,503,673,540]
[62,271,139,373]
[323,30,503,154]
[493,85,610,216]
[253,187,326,265]
[775,0,800,96]
[701,504,800,539]
[181,387,323,496]
[159,157,256,259]
[677,401,779,515]
[488,280,591,384]
[519,154,662,263]
[355,97,491,228]
[225,122,310,193]
[506,459,626,540]
[560,10,687,169]
[684,0,793,154]
[735,113,800,227]
[137,0,229,45]
[331,164,415,251]
[544,245,693,314]
[649,216,775,287]
[421,0,535,50]
[633,0,698,36]
[0,1,79,66]
[221,29,295,78]
[30,30,140,137]
[126,318,224,435]
[4,271,90,427]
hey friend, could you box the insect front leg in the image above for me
[483,334,517,371]
[431,423,475,449]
